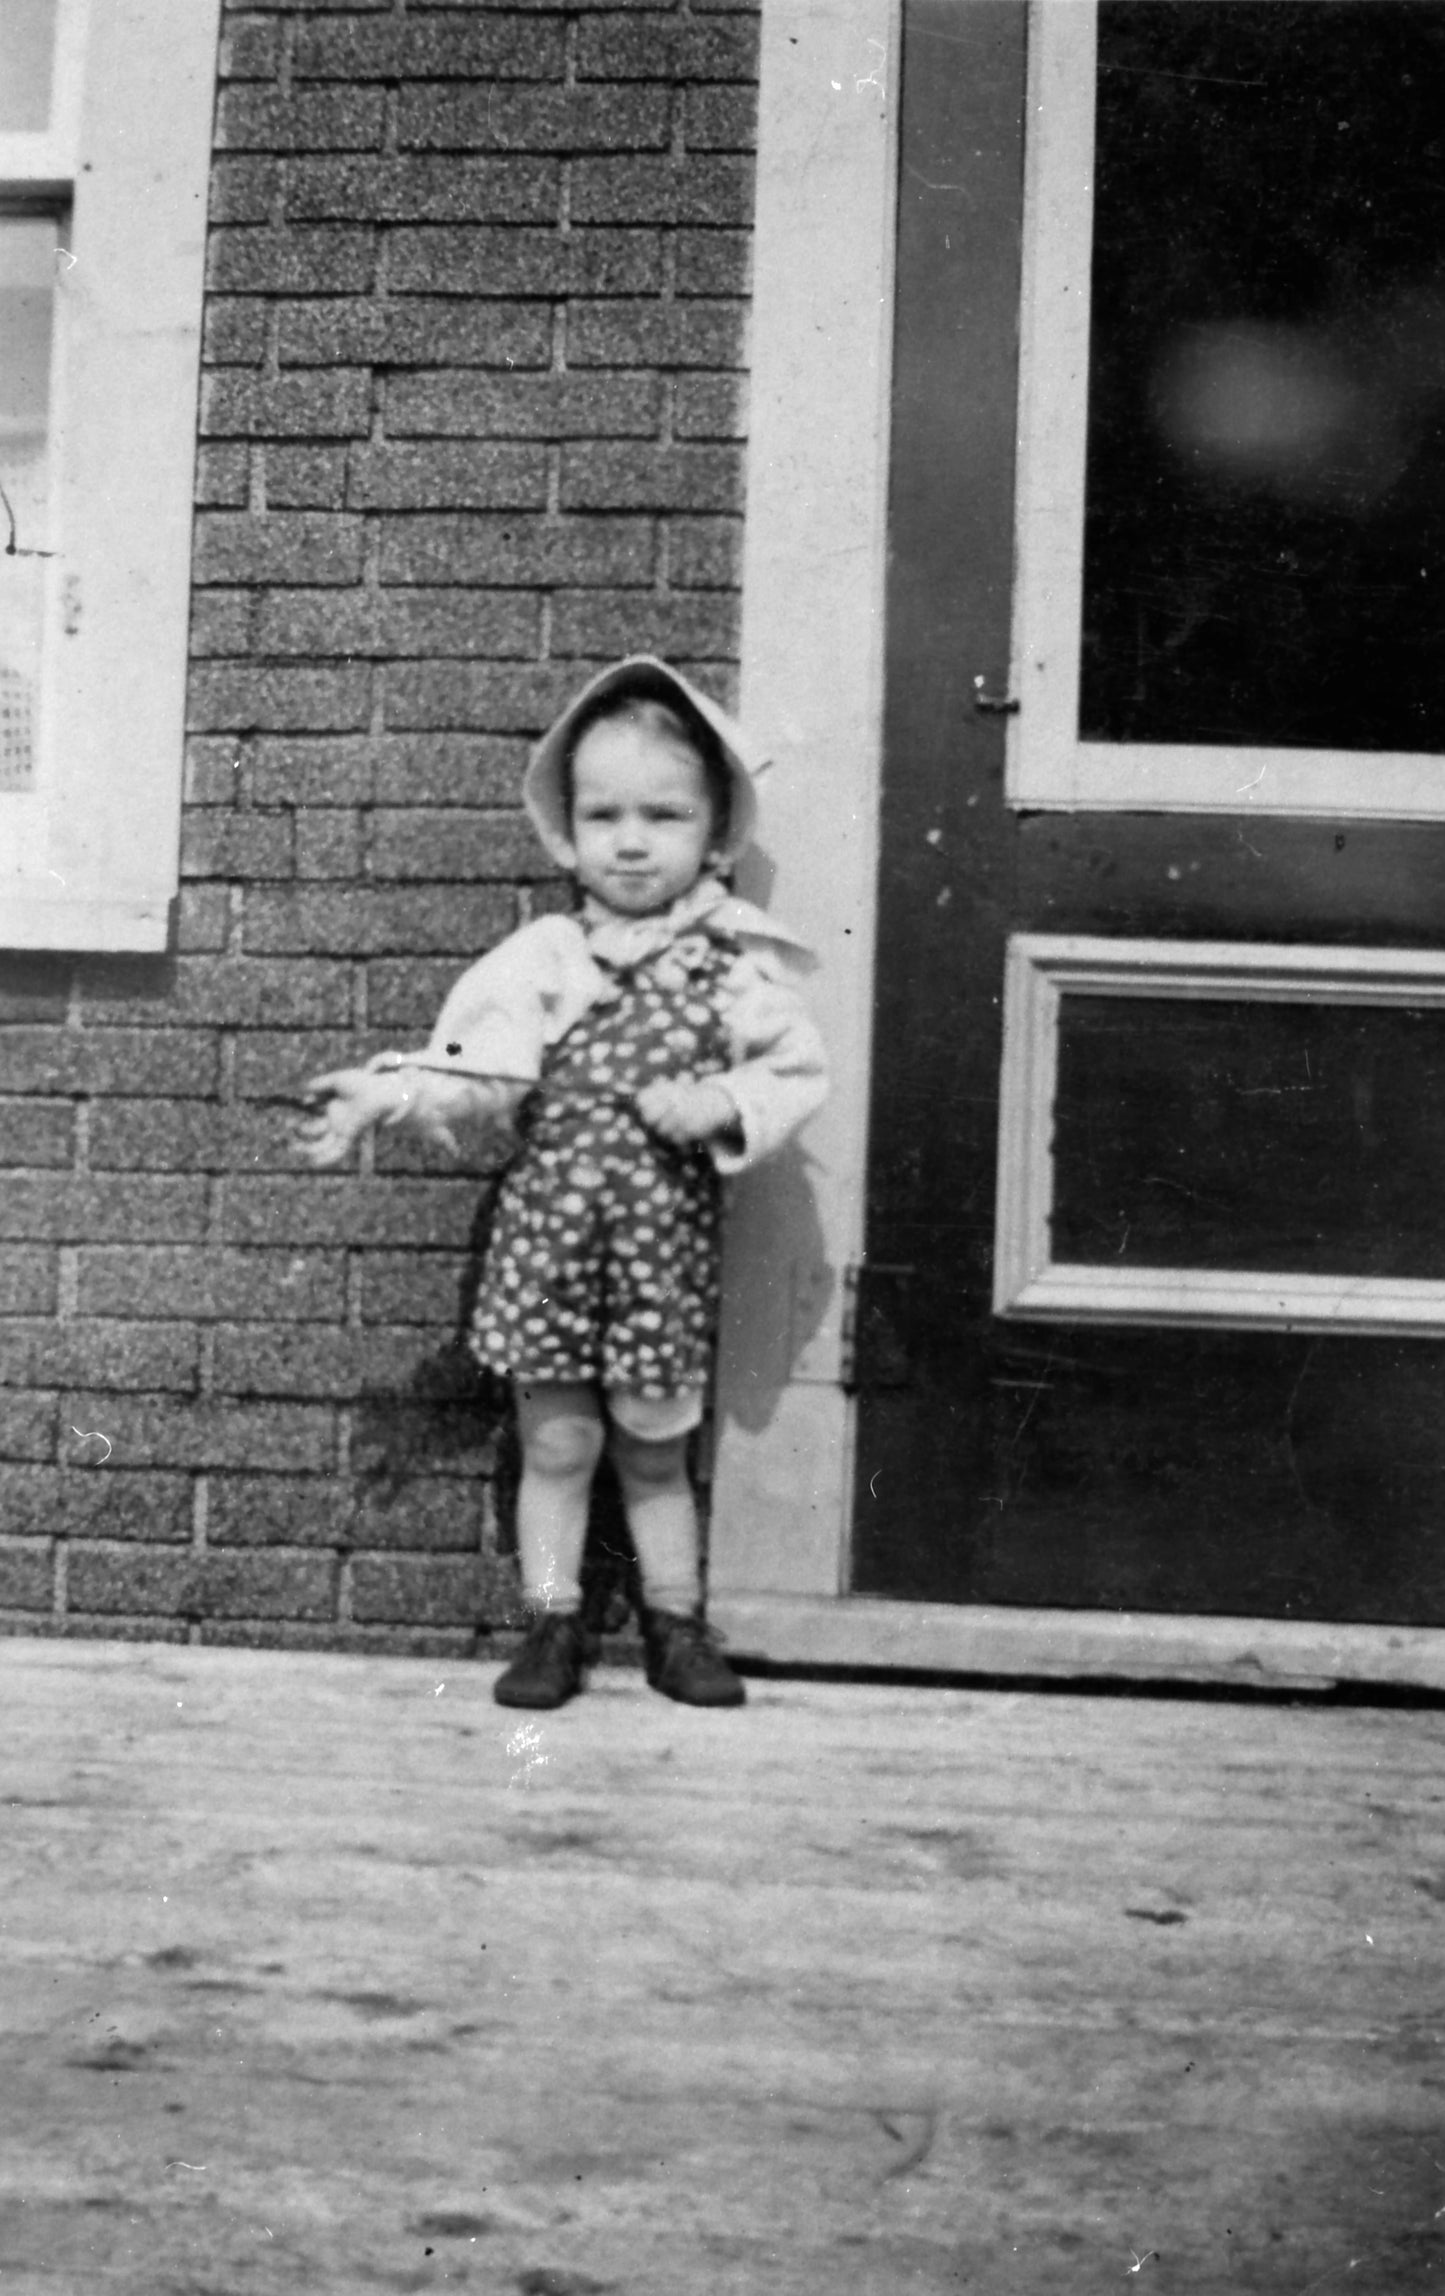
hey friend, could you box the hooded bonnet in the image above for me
[522,655,764,869]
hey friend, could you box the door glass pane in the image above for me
[1052,996,1445,1280]
[0,217,55,793]
[1081,1,1445,755]
[0,0,59,134]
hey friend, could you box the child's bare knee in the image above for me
[611,1426,689,1490]
[517,1388,606,1481]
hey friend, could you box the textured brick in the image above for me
[201,371,372,439]
[0,1247,59,1315]
[78,1246,346,1323]
[181,813,296,879]
[576,13,758,78]
[387,226,661,300]
[371,735,525,806]
[58,1392,334,1472]
[243,883,516,955]
[188,663,373,734]
[0,1102,75,1167]
[0,1322,200,1394]
[219,1177,480,1249]
[176,886,233,954]
[675,229,751,296]
[287,155,557,226]
[550,588,740,659]
[230,1032,366,1100]
[207,1473,353,1548]
[279,298,552,369]
[674,372,747,439]
[364,957,475,1030]
[220,18,283,79]
[0,958,72,1022]
[356,1251,464,1325]
[217,87,388,154]
[347,443,548,513]
[190,591,255,657]
[213,1324,430,1399]
[0,1546,51,1610]
[379,512,653,588]
[208,227,376,296]
[251,588,539,660]
[203,299,270,366]
[295,807,363,878]
[85,959,352,1032]
[247,735,376,805]
[0,1178,210,1244]
[261,444,348,508]
[667,513,743,588]
[296,17,565,81]
[194,445,252,509]
[1,1030,218,1099]
[84,1103,222,1173]
[350,1555,482,1625]
[560,441,744,512]
[194,511,365,587]
[0,1465,192,1542]
[570,155,753,227]
[365,809,543,882]
[396,85,669,153]
[385,373,659,440]
[0,1393,55,1462]
[569,298,744,368]
[211,1473,482,1552]
[67,1546,338,1622]
[208,157,283,226]
[185,739,248,803]
[381,659,602,734]
[683,84,760,149]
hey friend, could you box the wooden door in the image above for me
[853,0,1445,1626]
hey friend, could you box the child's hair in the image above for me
[560,669,733,850]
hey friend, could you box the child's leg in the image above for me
[609,1392,744,1707]
[608,1423,702,1616]
[514,1381,606,1611]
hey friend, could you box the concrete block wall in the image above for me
[0,0,758,1653]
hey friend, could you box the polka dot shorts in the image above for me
[469,933,732,1400]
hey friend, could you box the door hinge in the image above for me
[842,1262,915,1394]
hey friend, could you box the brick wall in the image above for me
[0,0,758,1654]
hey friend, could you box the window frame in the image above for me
[1008,0,1445,823]
[0,0,219,952]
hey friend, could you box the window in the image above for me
[1011,1,1445,818]
[0,0,219,950]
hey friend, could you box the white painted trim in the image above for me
[995,933,1445,1333]
[712,1593,1445,1694]
[0,0,219,953]
[1008,0,1445,822]
[710,0,900,1597]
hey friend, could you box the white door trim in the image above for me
[710,0,901,1599]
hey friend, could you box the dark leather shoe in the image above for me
[494,1611,597,1709]
[641,1609,746,1707]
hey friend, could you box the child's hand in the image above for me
[635,1076,737,1146]
[293,1068,402,1168]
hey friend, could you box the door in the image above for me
[854,0,1445,1626]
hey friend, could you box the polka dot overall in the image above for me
[469,930,733,1399]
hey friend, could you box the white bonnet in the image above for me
[521,655,765,866]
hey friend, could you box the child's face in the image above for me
[567,715,716,916]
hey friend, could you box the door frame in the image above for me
[708,0,1445,1693]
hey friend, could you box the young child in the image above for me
[297,658,827,1712]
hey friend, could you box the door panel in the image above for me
[854,0,1445,1625]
